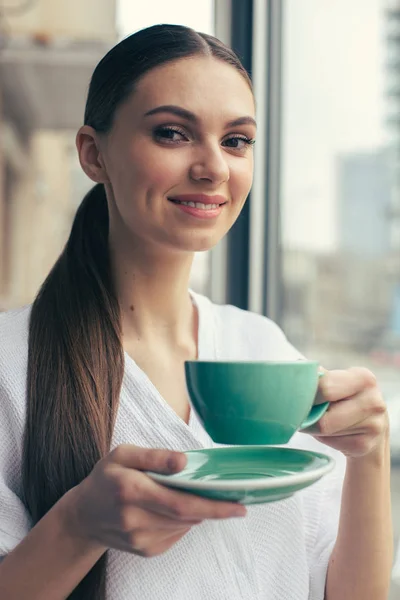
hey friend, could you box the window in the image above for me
[280,2,400,596]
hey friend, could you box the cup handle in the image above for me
[299,370,329,430]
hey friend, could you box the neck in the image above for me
[109,236,197,349]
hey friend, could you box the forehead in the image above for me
[123,56,255,121]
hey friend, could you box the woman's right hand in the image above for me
[62,444,246,558]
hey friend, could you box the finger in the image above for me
[120,505,203,531]
[135,475,247,521]
[313,411,386,437]
[113,468,246,520]
[312,422,369,437]
[150,528,192,556]
[305,388,383,436]
[109,444,187,474]
[108,524,192,556]
[313,367,329,405]
[317,367,377,403]
[129,528,191,558]
[311,432,379,458]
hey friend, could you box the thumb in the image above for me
[108,444,187,474]
[314,366,328,405]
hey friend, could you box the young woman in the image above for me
[0,24,392,600]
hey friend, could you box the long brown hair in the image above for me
[23,24,252,599]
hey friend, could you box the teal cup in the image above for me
[184,360,329,445]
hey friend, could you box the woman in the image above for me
[0,24,392,600]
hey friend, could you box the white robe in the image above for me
[0,291,346,599]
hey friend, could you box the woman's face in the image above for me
[98,56,256,253]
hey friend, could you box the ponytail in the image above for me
[23,183,124,599]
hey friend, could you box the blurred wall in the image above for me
[0,0,117,310]
[4,0,116,42]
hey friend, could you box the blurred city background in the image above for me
[0,0,399,596]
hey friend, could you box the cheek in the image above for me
[129,146,188,192]
[230,158,254,201]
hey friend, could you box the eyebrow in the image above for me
[144,104,257,129]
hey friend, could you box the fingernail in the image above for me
[167,455,180,471]
[232,506,247,517]
[167,453,186,472]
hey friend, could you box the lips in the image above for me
[168,194,227,206]
[170,199,220,210]
[167,194,226,220]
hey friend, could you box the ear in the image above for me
[76,125,109,184]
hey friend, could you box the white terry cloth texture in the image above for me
[0,291,346,599]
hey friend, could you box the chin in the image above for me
[162,227,228,254]
[183,234,222,253]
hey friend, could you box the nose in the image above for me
[189,141,230,185]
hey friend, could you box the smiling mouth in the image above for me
[168,199,226,210]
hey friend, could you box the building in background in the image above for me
[0,0,116,310]
[376,0,400,359]
[385,0,400,248]
[282,147,393,358]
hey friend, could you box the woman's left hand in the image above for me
[306,367,389,459]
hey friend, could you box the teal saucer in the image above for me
[147,446,335,505]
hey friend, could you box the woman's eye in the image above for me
[223,136,255,151]
[153,127,188,143]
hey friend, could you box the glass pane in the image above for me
[280,1,400,596]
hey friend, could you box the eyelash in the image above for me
[153,126,255,150]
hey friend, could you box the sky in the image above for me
[281,0,387,251]
[116,0,387,252]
